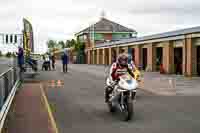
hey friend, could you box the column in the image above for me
[163,41,174,74]
[92,50,95,64]
[147,43,156,71]
[96,49,100,64]
[109,47,112,65]
[90,50,93,64]
[185,35,197,76]
[102,48,105,65]
[87,50,90,64]
[183,39,187,75]
[135,46,142,68]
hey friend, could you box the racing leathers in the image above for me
[110,62,134,81]
[105,62,134,102]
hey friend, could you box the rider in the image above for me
[105,53,135,102]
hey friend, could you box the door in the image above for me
[142,48,147,70]
[156,47,163,71]
[197,46,200,76]
[174,48,183,74]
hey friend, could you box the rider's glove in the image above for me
[114,78,120,84]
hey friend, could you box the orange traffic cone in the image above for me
[51,80,55,87]
[57,80,62,87]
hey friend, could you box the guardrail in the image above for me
[0,67,20,132]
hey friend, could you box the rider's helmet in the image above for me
[117,54,128,67]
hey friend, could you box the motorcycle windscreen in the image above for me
[119,74,138,90]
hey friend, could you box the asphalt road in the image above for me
[0,57,15,74]
[35,63,200,133]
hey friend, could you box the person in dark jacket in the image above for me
[17,46,25,72]
[51,54,56,70]
[61,49,68,73]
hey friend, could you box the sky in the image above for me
[1,0,200,53]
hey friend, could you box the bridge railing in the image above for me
[0,66,20,131]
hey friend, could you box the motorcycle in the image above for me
[105,73,138,121]
[22,57,38,78]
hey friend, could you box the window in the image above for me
[6,34,8,44]
[10,35,13,43]
[14,35,17,43]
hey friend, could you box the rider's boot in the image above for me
[105,86,114,103]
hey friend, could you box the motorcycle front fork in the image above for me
[120,91,134,110]
[120,92,128,110]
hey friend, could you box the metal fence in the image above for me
[0,67,19,108]
[0,66,20,131]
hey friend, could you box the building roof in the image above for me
[75,18,137,36]
[95,26,200,48]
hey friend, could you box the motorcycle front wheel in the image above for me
[120,97,133,121]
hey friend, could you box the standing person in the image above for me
[51,54,56,70]
[61,49,68,73]
[16,46,25,72]
[45,54,51,71]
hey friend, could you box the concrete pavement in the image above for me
[3,83,58,133]
[141,72,200,96]
[34,63,200,133]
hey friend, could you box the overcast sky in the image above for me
[1,0,200,53]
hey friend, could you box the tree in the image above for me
[5,52,12,58]
[47,40,57,49]
[66,40,71,48]
[76,39,85,51]
[58,41,65,49]
[65,39,85,51]
[70,39,76,48]
[0,51,2,57]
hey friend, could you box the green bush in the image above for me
[5,52,12,58]
[0,51,2,57]
[12,52,16,57]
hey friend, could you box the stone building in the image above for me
[75,16,137,63]
[87,26,200,77]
